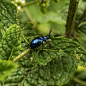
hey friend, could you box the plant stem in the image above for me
[75,9,86,29]
[72,76,86,85]
[13,48,31,62]
[66,0,79,37]
[23,7,35,23]
[21,1,38,8]
[21,1,38,23]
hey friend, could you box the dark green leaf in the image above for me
[4,67,27,86]
[0,59,18,81]
[77,23,86,40]
[1,0,23,34]
[0,24,22,60]
[32,37,86,66]
[1,0,17,34]
[2,55,78,85]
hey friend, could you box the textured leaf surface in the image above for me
[0,24,22,60]
[1,0,17,34]
[1,36,86,86]
[0,59,18,81]
[0,0,86,85]
[23,56,78,86]
[0,37,81,85]
[3,55,78,85]
[4,67,27,86]
[33,49,56,65]
[32,37,86,66]
[78,24,86,35]
[77,23,86,40]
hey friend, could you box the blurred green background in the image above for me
[0,0,86,85]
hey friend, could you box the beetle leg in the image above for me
[42,43,44,54]
[45,40,51,49]
[49,27,52,37]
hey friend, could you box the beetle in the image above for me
[30,28,52,53]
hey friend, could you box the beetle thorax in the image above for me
[42,36,50,41]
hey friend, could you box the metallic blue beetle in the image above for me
[30,28,52,52]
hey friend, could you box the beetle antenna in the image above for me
[49,27,52,37]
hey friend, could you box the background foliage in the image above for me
[0,0,86,86]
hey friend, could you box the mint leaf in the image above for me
[1,0,23,34]
[47,55,78,85]
[51,37,86,66]
[77,23,86,40]
[4,67,28,85]
[32,37,80,65]
[32,37,86,67]
[1,0,17,34]
[0,59,18,81]
[0,24,22,60]
[4,55,78,85]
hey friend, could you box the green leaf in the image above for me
[1,37,86,85]
[0,24,22,60]
[1,55,78,85]
[32,37,86,66]
[77,23,86,40]
[33,50,56,65]
[1,0,17,34]
[3,67,28,86]
[50,37,86,66]
[4,55,78,85]
[0,59,18,81]
[26,56,78,86]
[0,37,81,85]
[2,38,85,85]
[0,1,1,21]
[47,56,78,85]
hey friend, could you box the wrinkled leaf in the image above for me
[0,24,22,60]
[32,37,84,65]
[4,67,27,86]
[0,0,86,86]
[0,59,18,81]
[1,0,23,34]
[77,23,86,40]
[3,55,79,85]
[1,0,17,34]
